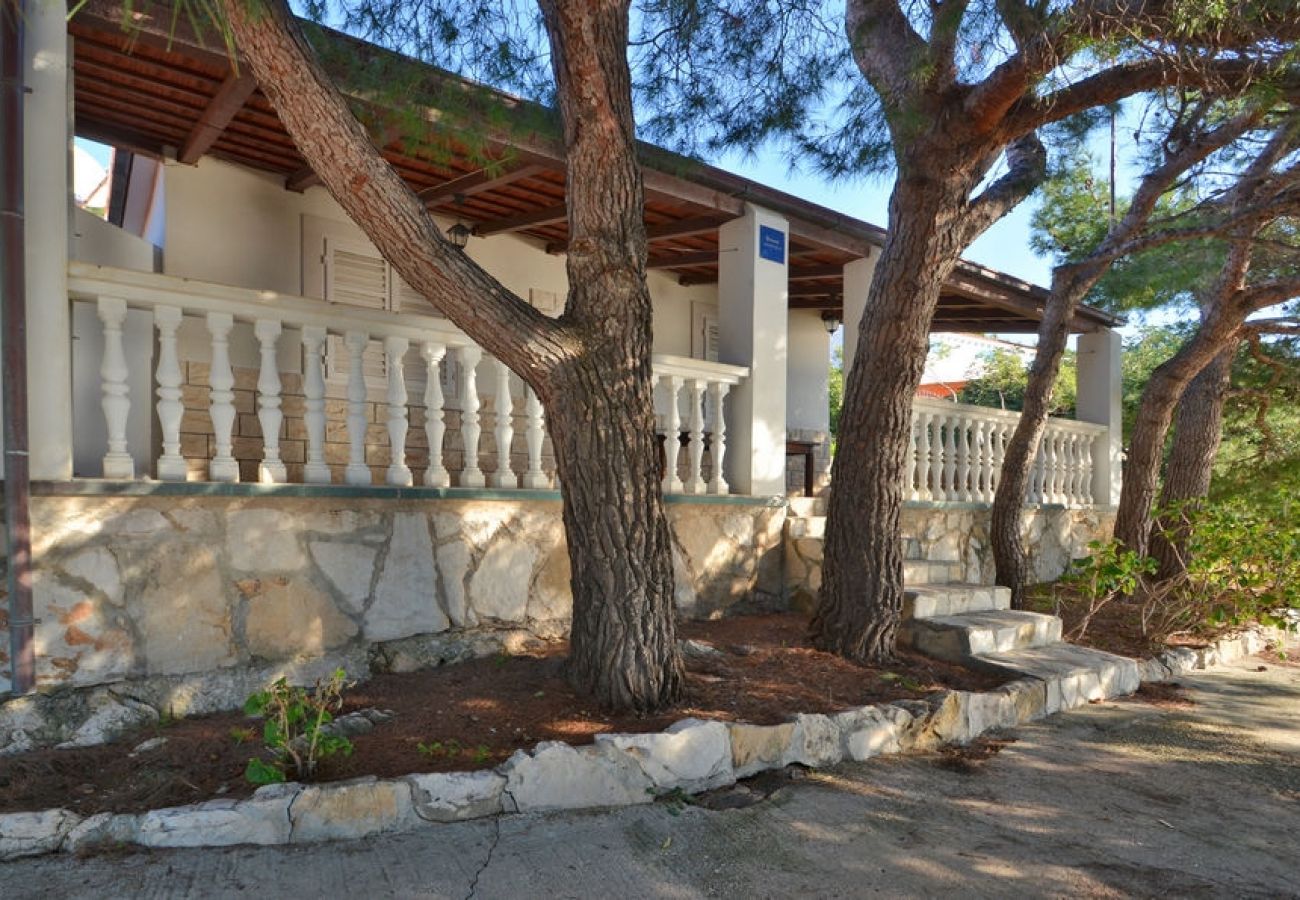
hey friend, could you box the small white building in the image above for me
[0,1,1124,700]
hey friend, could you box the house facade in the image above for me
[0,0,1124,702]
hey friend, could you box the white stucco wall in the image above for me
[786,309,830,432]
[71,206,157,271]
[160,157,715,357]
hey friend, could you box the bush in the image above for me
[1058,489,1299,646]
[242,668,354,785]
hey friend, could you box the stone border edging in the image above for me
[2,624,1295,861]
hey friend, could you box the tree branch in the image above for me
[1239,275,1300,313]
[844,0,929,109]
[958,131,1047,245]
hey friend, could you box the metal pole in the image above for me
[2,0,36,695]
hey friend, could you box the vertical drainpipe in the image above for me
[2,0,36,695]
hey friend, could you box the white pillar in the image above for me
[383,336,412,486]
[24,1,73,479]
[1077,328,1123,507]
[153,306,186,480]
[718,203,789,496]
[841,252,877,372]
[254,319,286,484]
[301,326,331,483]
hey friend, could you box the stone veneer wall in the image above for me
[785,504,1117,605]
[0,492,783,696]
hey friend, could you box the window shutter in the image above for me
[323,237,390,310]
[701,313,720,363]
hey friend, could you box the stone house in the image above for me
[0,0,1124,700]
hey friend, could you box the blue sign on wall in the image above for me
[758,225,786,265]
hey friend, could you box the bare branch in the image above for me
[845,0,929,110]
[958,132,1048,245]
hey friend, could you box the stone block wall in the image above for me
[0,493,783,696]
[784,504,1116,604]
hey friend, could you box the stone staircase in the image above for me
[785,495,1140,715]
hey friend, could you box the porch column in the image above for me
[23,3,73,480]
[1076,328,1123,506]
[841,252,877,371]
[718,203,788,495]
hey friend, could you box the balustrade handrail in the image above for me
[912,394,1107,436]
[67,262,748,496]
[68,262,470,348]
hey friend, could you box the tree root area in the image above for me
[0,612,1006,817]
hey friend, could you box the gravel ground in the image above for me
[7,655,1300,899]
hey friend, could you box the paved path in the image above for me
[9,656,1300,899]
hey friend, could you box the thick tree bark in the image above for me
[223,0,682,711]
[811,174,970,662]
[1114,313,1244,556]
[991,268,1090,607]
[538,0,683,708]
[1149,341,1238,578]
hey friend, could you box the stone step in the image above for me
[787,496,827,517]
[903,583,1011,619]
[899,610,1062,661]
[902,559,962,584]
[972,644,1141,715]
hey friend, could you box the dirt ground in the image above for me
[0,612,1003,816]
[9,654,1299,899]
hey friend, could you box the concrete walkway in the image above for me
[8,656,1300,899]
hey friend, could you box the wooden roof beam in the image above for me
[474,202,568,237]
[177,72,258,165]
[418,162,550,206]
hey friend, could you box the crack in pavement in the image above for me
[463,815,502,900]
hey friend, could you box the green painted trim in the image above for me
[31,479,781,507]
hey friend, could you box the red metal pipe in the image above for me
[2,0,36,695]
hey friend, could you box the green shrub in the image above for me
[242,668,354,785]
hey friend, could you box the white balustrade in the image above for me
[459,345,485,488]
[343,330,371,485]
[153,305,185,481]
[301,325,331,484]
[908,397,1106,507]
[97,297,133,479]
[490,358,515,489]
[206,311,238,482]
[421,341,450,488]
[522,385,548,489]
[71,266,779,501]
[254,318,286,484]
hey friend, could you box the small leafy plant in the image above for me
[242,669,354,785]
[229,725,255,745]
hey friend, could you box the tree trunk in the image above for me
[811,175,968,662]
[1114,314,1243,556]
[1149,341,1238,579]
[991,268,1090,607]
[223,0,683,712]
[539,0,683,710]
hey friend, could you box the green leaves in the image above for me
[240,669,355,786]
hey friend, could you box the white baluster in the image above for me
[459,346,485,487]
[972,421,987,502]
[421,341,450,488]
[153,305,185,480]
[928,414,944,502]
[941,415,957,502]
[1047,430,1062,504]
[915,412,932,501]
[685,379,707,494]
[661,374,683,493]
[384,336,412,486]
[343,330,371,485]
[957,416,974,501]
[708,381,731,495]
[990,422,1008,496]
[97,297,134,479]
[1080,434,1096,505]
[907,413,922,501]
[490,358,516,489]
[301,326,331,483]
[206,311,238,482]
[253,319,286,484]
[522,384,549,489]
[1068,433,1084,505]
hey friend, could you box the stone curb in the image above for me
[3,624,1295,861]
